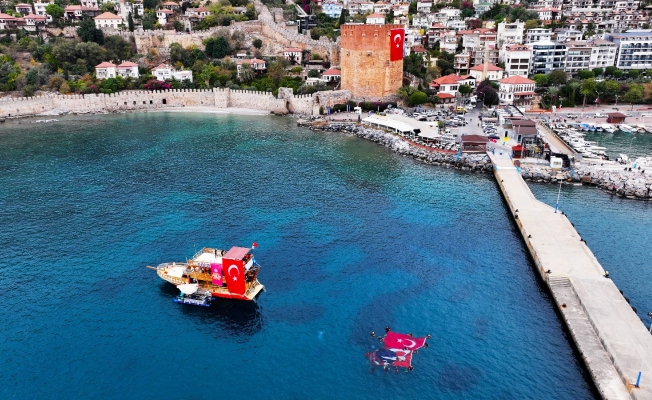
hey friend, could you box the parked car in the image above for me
[624,113,633,117]
[595,113,607,118]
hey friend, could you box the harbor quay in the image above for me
[489,150,652,399]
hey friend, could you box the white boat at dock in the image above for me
[601,124,616,133]
[619,124,634,133]
[645,126,652,134]
[636,124,648,133]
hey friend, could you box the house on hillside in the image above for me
[34,0,54,23]
[95,62,117,79]
[283,47,303,64]
[235,59,266,78]
[156,8,174,25]
[15,3,33,16]
[322,68,341,82]
[151,63,193,82]
[366,13,385,24]
[94,12,122,29]
[0,13,17,30]
[19,14,47,32]
[64,5,101,20]
[429,73,476,102]
[117,61,140,78]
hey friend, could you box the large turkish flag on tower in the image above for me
[389,28,405,61]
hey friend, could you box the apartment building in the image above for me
[502,44,532,77]
[527,41,567,74]
[588,38,617,68]
[564,40,592,74]
[525,28,552,43]
[497,20,524,45]
[605,31,652,70]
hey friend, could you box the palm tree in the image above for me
[569,81,580,106]
[548,87,559,109]
[239,63,255,83]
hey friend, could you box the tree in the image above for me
[592,67,603,77]
[408,90,428,106]
[408,0,417,14]
[199,64,215,87]
[77,18,104,45]
[104,35,134,62]
[101,2,116,12]
[623,85,643,110]
[75,41,105,72]
[252,38,262,49]
[547,69,567,85]
[628,70,640,79]
[403,53,424,79]
[605,66,618,76]
[577,70,594,79]
[45,4,64,19]
[580,77,596,108]
[524,19,539,30]
[477,80,499,105]
[267,62,286,85]
[128,12,134,32]
[205,36,231,59]
[613,69,623,79]
[338,9,349,25]
[239,63,255,83]
[532,74,548,87]
[386,10,394,23]
[458,84,472,96]
[568,81,580,106]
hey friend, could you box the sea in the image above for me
[4,112,645,399]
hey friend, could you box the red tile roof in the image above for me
[323,68,341,75]
[469,63,503,71]
[95,62,116,68]
[94,12,121,19]
[117,61,138,67]
[0,13,16,19]
[432,74,464,85]
[284,47,302,52]
[498,75,535,84]
[436,92,455,98]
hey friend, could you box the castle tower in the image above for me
[340,24,404,100]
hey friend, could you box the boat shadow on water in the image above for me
[158,282,264,339]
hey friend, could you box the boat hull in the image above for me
[157,267,264,301]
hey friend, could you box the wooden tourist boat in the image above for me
[149,246,264,301]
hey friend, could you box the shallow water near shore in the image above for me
[0,112,596,399]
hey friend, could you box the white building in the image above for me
[34,0,54,22]
[527,40,567,75]
[555,29,582,42]
[416,1,432,12]
[22,14,47,31]
[15,3,33,15]
[373,1,391,14]
[235,58,266,78]
[81,0,99,8]
[95,62,117,79]
[531,7,561,22]
[322,68,341,82]
[366,13,385,24]
[359,2,374,13]
[498,75,536,109]
[497,20,524,45]
[469,63,504,81]
[156,8,174,25]
[525,28,552,44]
[605,31,652,70]
[94,11,122,28]
[152,63,193,82]
[502,44,532,77]
[283,47,302,63]
[0,13,17,30]
[588,38,617,69]
[116,61,139,78]
[322,1,343,18]
[564,41,592,74]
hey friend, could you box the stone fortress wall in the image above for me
[104,0,340,63]
[0,88,351,119]
[340,24,403,100]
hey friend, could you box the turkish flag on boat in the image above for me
[384,332,427,351]
[389,28,404,62]
[223,258,246,295]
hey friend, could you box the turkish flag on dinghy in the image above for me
[383,331,427,351]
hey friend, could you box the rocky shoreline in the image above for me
[304,121,652,200]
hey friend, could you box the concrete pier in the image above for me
[489,151,652,399]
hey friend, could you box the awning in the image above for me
[436,92,455,99]
[514,91,536,96]
[223,246,250,260]
[362,116,415,133]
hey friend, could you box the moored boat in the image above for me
[149,246,264,301]
[601,124,616,133]
[619,124,634,133]
[645,126,652,134]
[174,284,212,307]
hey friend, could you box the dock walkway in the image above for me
[489,151,652,399]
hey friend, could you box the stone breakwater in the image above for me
[307,122,493,172]
[575,165,652,199]
[520,164,652,199]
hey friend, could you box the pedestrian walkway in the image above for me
[489,152,652,400]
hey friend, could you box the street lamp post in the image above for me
[615,95,619,107]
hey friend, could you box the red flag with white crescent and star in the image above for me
[223,258,246,295]
[384,331,427,351]
[389,28,404,62]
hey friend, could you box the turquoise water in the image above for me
[584,130,652,159]
[531,183,652,324]
[0,113,596,399]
